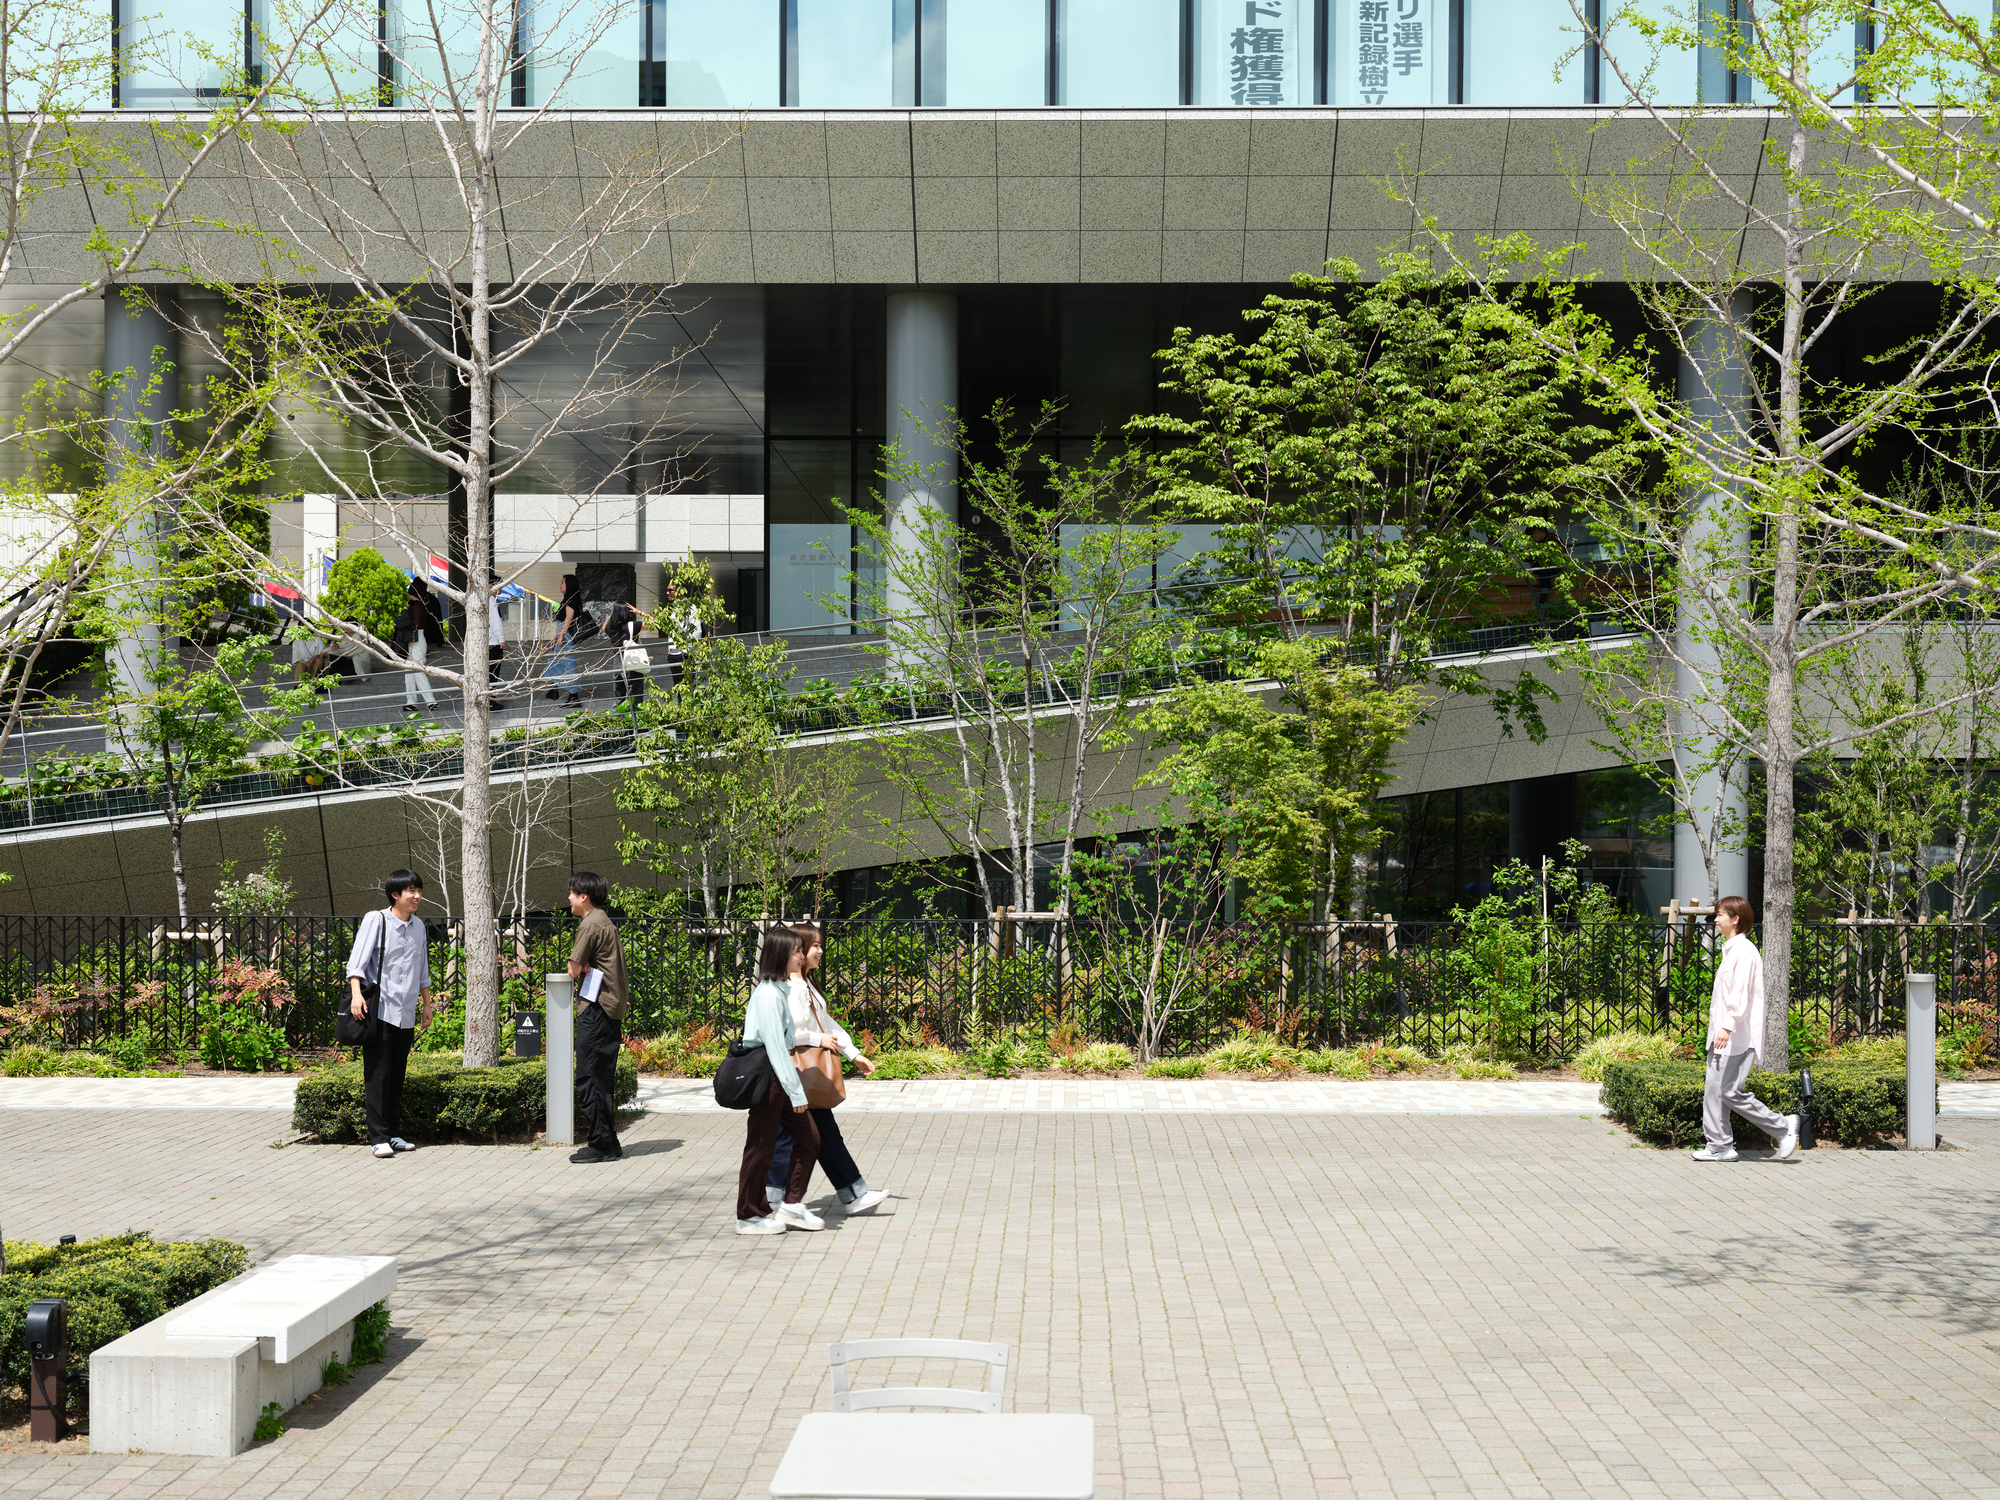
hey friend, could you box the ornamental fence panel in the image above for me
[1,912,1995,1063]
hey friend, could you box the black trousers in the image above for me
[362,1019,416,1145]
[576,1002,622,1152]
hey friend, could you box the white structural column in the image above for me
[884,291,958,630]
[1673,291,1753,907]
[104,288,181,701]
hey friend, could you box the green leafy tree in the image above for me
[849,401,1176,917]
[617,575,860,920]
[97,635,325,920]
[318,548,408,651]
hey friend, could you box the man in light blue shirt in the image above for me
[345,869,434,1159]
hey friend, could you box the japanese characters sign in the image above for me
[1341,0,1434,106]
[1218,0,1303,107]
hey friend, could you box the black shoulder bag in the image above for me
[335,912,385,1046]
[713,1039,774,1110]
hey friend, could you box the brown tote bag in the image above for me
[792,1044,846,1108]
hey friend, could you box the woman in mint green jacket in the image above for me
[735,927,822,1235]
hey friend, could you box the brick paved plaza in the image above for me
[2,1102,1997,1499]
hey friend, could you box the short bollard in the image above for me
[1907,972,1937,1150]
[26,1297,67,1441]
[545,973,574,1147]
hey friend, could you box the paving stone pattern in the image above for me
[2,1106,1997,1499]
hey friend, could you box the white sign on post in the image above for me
[1342,0,1434,106]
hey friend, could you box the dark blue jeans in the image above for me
[769,1106,860,1199]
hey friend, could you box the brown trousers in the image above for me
[737,1081,820,1219]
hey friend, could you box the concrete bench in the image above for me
[90,1253,397,1456]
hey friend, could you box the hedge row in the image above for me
[293,1053,639,1142]
[0,1231,248,1406]
[1600,1059,1919,1148]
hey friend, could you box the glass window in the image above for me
[1058,0,1178,106]
[1600,0,1699,105]
[655,0,778,106]
[792,0,898,106]
[528,0,641,105]
[1463,0,1580,104]
[116,0,248,108]
[941,0,1045,105]
[1332,0,1444,106]
[1193,0,1314,107]
[770,523,854,633]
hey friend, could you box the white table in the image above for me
[769,1413,1094,1499]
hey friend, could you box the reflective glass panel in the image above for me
[1192,0,1314,106]
[1463,0,1580,104]
[1058,0,1178,106]
[795,0,896,106]
[117,0,247,108]
[1332,0,1443,106]
[1600,0,1699,105]
[658,0,779,104]
[941,0,1045,105]
[769,522,853,633]
[527,0,641,104]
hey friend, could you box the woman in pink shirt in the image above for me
[1692,895,1800,1162]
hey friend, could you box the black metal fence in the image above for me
[2,911,1992,1063]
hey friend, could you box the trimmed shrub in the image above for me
[292,1053,638,1142]
[0,1231,248,1408]
[1146,1057,1205,1078]
[1601,1058,1918,1148]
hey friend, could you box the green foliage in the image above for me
[3,1045,137,1077]
[319,1353,350,1386]
[197,959,296,1071]
[0,1231,248,1408]
[1056,1041,1133,1073]
[1453,1059,1518,1080]
[1145,1057,1206,1078]
[92,1032,154,1072]
[214,828,297,918]
[866,1046,956,1080]
[350,1300,390,1365]
[1600,1058,1914,1148]
[254,1401,286,1441]
[1203,1030,1304,1073]
[319,547,407,644]
[1574,1030,1681,1082]
[292,1053,638,1142]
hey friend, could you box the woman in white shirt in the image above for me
[1693,895,1800,1162]
[735,928,821,1234]
[766,923,888,1214]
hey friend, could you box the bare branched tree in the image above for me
[165,0,736,1062]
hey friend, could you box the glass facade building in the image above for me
[103,0,1947,110]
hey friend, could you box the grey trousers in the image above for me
[1704,1048,1788,1148]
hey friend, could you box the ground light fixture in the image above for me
[26,1297,67,1441]
[1798,1069,1815,1150]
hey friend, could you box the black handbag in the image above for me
[335,913,385,1046]
[713,1039,773,1110]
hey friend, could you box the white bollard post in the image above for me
[1906,972,1936,1151]
[545,972,574,1147]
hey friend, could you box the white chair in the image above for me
[828,1339,1009,1414]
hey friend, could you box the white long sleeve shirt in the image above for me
[1707,933,1766,1061]
[742,979,807,1108]
[787,976,859,1061]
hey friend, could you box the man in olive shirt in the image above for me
[565,871,629,1162]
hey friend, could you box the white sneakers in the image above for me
[845,1188,888,1214]
[372,1142,395,1159]
[777,1201,825,1231]
[1774,1116,1800,1160]
[1689,1145,1738,1162]
[736,1215,786,1235]
[390,1137,417,1153]
[1691,1117,1801,1163]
